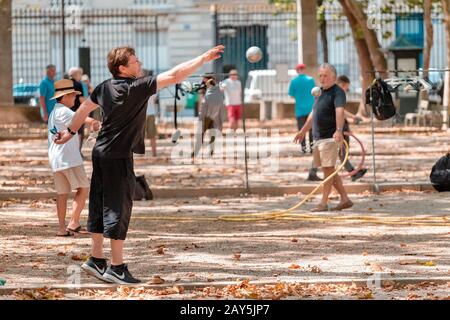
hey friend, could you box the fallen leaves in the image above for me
[288,264,302,270]
[308,265,323,274]
[12,287,65,300]
[71,253,89,262]
[398,260,437,267]
[151,276,165,285]
[156,245,165,255]
[422,261,436,267]
[233,253,241,261]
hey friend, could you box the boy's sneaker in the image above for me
[103,264,142,285]
[81,257,110,282]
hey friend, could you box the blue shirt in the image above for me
[39,76,56,115]
[81,82,89,97]
[288,74,316,117]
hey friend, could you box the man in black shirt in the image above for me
[294,63,353,212]
[55,45,225,284]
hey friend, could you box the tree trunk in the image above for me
[0,0,13,107]
[320,20,329,63]
[343,0,388,75]
[339,0,374,116]
[423,0,434,79]
[318,0,329,62]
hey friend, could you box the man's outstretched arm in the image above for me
[156,45,225,90]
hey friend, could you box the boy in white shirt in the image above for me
[48,79,100,236]
[220,69,242,131]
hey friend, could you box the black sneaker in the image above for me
[352,168,368,182]
[307,169,323,182]
[102,264,142,285]
[81,257,109,282]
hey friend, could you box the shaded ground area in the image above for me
[0,191,449,299]
[0,120,448,194]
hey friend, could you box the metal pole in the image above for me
[61,0,66,77]
[370,81,379,194]
[242,81,250,193]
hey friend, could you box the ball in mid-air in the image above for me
[311,87,322,97]
[246,46,263,63]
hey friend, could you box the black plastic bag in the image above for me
[134,175,153,200]
[430,153,450,192]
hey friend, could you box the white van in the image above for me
[244,69,297,104]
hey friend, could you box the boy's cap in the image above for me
[50,79,81,100]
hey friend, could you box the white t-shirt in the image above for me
[221,78,242,106]
[48,103,83,172]
[147,94,157,116]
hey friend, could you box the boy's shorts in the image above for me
[313,138,340,168]
[226,105,242,121]
[54,165,90,195]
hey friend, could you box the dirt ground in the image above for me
[0,120,449,299]
[0,121,448,194]
[0,190,449,300]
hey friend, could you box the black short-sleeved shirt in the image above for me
[90,75,158,159]
[312,84,346,140]
[71,79,84,112]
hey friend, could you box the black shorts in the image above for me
[88,157,136,240]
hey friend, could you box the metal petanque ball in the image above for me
[311,87,322,97]
[246,46,263,63]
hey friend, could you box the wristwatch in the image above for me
[67,127,76,135]
[336,128,343,133]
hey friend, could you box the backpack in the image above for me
[430,153,450,192]
[365,78,396,121]
[134,175,154,200]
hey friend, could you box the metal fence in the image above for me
[213,3,447,101]
[11,4,448,103]
[12,8,166,86]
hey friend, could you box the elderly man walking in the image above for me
[294,63,353,212]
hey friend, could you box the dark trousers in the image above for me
[88,157,136,240]
[296,115,313,150]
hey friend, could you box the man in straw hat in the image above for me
[54,45,225,284]
[48,79,100,237]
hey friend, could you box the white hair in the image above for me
[319,63,337,76]
[68,67,83,77]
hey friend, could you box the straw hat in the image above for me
[50,79,81,100]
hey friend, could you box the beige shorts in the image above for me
[54,165,90,195]
[313,138,340,168]
[146,115,157,139]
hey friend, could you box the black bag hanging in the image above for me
[365,78,396,121]
[134,175,154,200]
[430,153,450,192]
